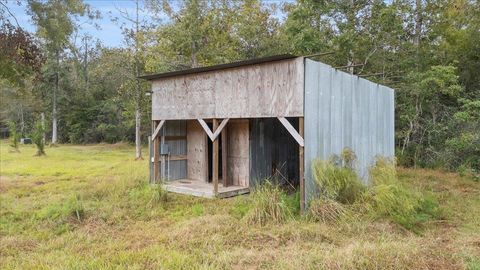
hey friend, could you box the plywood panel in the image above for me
[227,120,249,187]
[187,120,207,181]
[152,57,304,120]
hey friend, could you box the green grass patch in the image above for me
[1,141,478,269]
[244,181,292,225]
[310,154,442,231]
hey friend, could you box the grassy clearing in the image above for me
[1,141,479,269]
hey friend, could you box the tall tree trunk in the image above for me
[414,0,422,68]
[135,105,142,160]
[20,104,25,137]
[51,50,59,144]
[41,112,46,144]
[134,0,142,160]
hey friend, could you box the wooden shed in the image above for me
[142,54,394,209]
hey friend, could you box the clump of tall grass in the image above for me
[362,158,441,230]
[311,157,365,204]
[308,198,348,223]
[150,183,168,204]
[244,181,292,226]
[37,193,85,223]
[310,153,440,230]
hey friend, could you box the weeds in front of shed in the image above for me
[310,152,441,231]
[362,158,442,231]
[308,198,349,223]
[311,158,365,204]
[244,181,292,225]
[150,183,168,205]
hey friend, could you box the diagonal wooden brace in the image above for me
[197,118,230,141]
[277,117,304,147]
[151,120,166,141]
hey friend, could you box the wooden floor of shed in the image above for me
[164,179,250,198]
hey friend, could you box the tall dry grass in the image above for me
[310,153,441,231]
[244,181,292,225]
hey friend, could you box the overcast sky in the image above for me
[4,0,293,48]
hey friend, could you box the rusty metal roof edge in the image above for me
[138,54,297,80]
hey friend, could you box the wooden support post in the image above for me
[221,125,227,187]
[153,121,160,183]
[212,119,219,196]
[299,117,305,213]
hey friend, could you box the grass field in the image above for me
[1,141,479,269]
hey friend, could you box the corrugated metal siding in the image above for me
[165,160,187,180]
[161,120,187,181]
[304,59,395,203]
[249,118,299,188]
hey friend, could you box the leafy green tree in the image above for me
[397,66,462,167]
[27,0,88,144]
[7,121,19,152]
[32,119,46,156]
[445,99,480,173]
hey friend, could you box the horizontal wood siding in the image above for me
[151,58,304,120]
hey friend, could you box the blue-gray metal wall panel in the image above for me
[249,118,299,188]
[162,120,187,181]
[304,59,395,203]
[166,160,187,180]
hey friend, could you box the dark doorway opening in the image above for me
[207,122,223,183]
[249,118,299,189]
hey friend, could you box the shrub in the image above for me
[31,120,46,156]
[8,121,19,152]
[244,181,291,226]
[311,158,364,204]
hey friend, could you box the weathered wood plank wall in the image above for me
[186,120,207,181]
[151,58,304,120]
[227,120,250,187]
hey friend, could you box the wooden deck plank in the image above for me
[163,179,249,198]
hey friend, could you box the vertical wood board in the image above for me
[227,120,250,187]
[187,120,208,181]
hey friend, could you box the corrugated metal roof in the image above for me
[138,54,297,80]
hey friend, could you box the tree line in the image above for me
[0,0,478,174]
